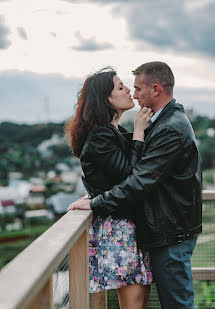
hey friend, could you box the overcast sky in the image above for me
[0,0,215,123]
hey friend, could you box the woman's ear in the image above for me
[108,94,113,104]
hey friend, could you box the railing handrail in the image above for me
[0,210,93,309]
[202,189,215,200]
[0,189,214,309]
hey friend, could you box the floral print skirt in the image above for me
[88,216,153,293]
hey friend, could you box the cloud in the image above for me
[50,32,57,38]
[0,15,11,49]
[17,27,28,40]
[60,0,215,57]
[0,70,83,123]
[174,87,215,117]
[72,31,113,52]
[113,0,215,57]
[61,0,129,3]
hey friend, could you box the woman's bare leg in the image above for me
[117,284,150,309]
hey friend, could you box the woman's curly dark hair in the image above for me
[65,67,117,157]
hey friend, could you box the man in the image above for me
[68,61,202,308]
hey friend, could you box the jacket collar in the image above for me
[145,98,177,131]
[155,98,176,121]
[109,123,133,142]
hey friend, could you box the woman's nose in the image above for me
[127,87,130,93]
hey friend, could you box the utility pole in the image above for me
[44,96,50,123]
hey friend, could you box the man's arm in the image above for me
[90,127,183,217]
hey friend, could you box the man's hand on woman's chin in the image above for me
[66,196,91,211]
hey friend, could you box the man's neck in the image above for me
[153,96,173,114]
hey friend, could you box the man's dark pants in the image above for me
[149,237,197,309]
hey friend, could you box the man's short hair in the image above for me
[132,61,175,94]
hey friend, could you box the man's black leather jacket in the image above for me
[90,99,202,249]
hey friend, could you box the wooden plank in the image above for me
[192,267,215,280]
[202,190,215,201]
[28,276,53,309]
[0,210,93,309]
[69,229,89,309]
[92,291,107,309]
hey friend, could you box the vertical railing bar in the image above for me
[92,291,107,309]
[69,228,89,309]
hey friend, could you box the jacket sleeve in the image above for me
[88,126,145,184]
[90,127,183,216]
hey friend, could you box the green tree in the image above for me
[196,282,215,308]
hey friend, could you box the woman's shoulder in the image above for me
[91,124,133,146]
[89,124,118,140]
[81,125,116,156]
[81,124,131,156]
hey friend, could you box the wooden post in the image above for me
[28,275,54,309]
[92,291,107,309]
[69,229,89,309]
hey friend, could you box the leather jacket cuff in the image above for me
[131,140,145,156]
[90,194,116,217]
[90,195,104,215]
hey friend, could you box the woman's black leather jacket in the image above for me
[90,100,202,249]
[80,124,145,220]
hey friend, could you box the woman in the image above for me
[65,67,153,309]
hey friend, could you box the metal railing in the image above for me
[193,190,215,281]
[0,190,214,309]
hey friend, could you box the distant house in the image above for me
[29,177,45,186]
[0,200,16,216]
[8,172,23,181]
[56,162,70,172]
[0,200,23,232]
[61,171,78,184]
[0,186,24,204]
[207,128,215,137]
[47,192,80,218]
[0,183,30,219]
[38,134,63,158]
[25,185,46,209]
[47,170,57,180]
[24,209,54,224]
[8,180,31,200]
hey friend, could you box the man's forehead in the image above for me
[134,73,145,86]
